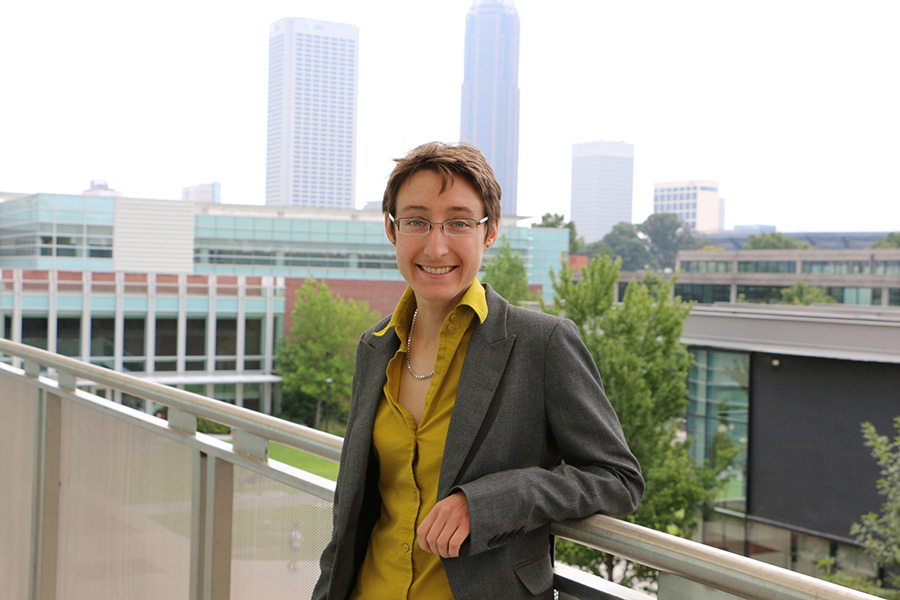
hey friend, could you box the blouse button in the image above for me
[448,324,456,331]
[402,543,410,553]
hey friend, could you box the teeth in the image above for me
[421,265,453,275]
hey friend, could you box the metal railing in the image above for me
[0,338,879,600]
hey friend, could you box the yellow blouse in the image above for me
[350,281,488,599]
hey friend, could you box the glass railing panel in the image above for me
[0,374,37,599]
[230,465,333,599]
[55,400,193,600]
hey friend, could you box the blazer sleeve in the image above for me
[453,316,644,557]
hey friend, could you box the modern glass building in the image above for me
[460,0,520,216]
[266,17,359,208]
[570,140,635,244]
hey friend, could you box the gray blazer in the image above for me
[313,285,643,599]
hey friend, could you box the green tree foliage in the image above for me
[872,232,900,249]
[779,281,837,305]
[745,232,811,249]
[637,213,708,270]
[600,222,655,271]
[532,212,586,254]
[820,418,900,598]
[546,255,729,583]
[482,236,532,306]
[276,278,379,432]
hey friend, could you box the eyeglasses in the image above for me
[389,214,489,237]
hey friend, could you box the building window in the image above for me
[803,261,870,275]
[90,318,115,367]
[889,289,900,306]
[738,261,796,273]
[687,349,749,514]
[123,318,146,372]
[675,284,731,304]
[681,260,733,273]
[876,261,900,275]
[826,287,882,306]
[737,286,788,304]
[57,317,81,357]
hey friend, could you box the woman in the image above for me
[313,142,643,599]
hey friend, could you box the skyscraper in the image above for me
[653,181,724,233]
[266,18,358,208]
[570,141,635,244]
[460,0,520,216]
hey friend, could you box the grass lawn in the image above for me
[268,441,339,482]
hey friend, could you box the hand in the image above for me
[417,492,470,558]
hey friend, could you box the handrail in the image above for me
[0,337,880,600]
[0,338,343,462]
[551,516,878,600]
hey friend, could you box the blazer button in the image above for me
[402,543,410,553]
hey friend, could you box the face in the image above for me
[386,170,498,313]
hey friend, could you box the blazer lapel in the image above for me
[438,287,515,498]
[341,326,399,513]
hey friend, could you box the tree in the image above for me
[872,232,900,249]
[637,213,706,270]
[601,222,654,271]
[482,236,532,305]
[819,418,900,599]
[546,255,730,584]
[532,212,586,254]
[745,232,811,250]
[276,278,379,432]
[780,281,837,305]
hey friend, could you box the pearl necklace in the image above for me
[406,309,435,380]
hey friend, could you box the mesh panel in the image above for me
[230,465,333,599]
[0,374,37,599]
[55,400,193,600]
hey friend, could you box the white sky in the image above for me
[2,0,898,233]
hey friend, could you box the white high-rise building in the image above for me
[570,141,634,244]
[653,180,724,233]
[266,18,359,208]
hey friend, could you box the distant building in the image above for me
[460,0,520,215]
[671,248,900,306]
[653,180,724,234]
[683,303,900,581]
[182,183,221,204]
[82,179,122,198]
[570,140,635,244]
[266,17,359,208]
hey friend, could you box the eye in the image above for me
[405,218,428,228]
[448,219,472,229]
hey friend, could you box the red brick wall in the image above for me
[283,278,407,336]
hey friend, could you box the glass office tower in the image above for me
[460,0,520,216]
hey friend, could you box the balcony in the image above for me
[0,338,879,600]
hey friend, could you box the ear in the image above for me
[485,220,499,249]
[384,214,396,246]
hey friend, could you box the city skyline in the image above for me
[1,0,898,233]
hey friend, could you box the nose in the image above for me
[423,223,451,258]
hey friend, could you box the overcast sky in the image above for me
[2,0,898,233]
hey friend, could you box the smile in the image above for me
[419,265,456,275]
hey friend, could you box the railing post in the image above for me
[30,390,61,600]
[200,455,234,600]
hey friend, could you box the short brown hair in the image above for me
[382,142,501,238]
